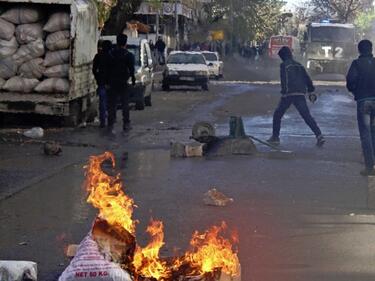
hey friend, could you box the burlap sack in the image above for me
[0,36,18,58]
[34,78,69,93]
[46,31,70,51]
[0,18,15,41]
[3,76,39,92]
[0,58,17,79]
[12,39,45,65]
[15,23,44,44]
[43,12,70,33]
[1,7,43,24]
[44,50,69,67]
[19,58,45,79]
[44,64,69,78]
[0,77,5,89]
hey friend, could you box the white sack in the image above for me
[0,260,37,281]
[34,78,69,93]
[23,127,44,138]
[44,49,70,67]
[58,235,133,281]
[19,58,45,79]
[0,36,18,58]
[15,23,44,44]
[3,76,39,92]
[0,58,17,79]
[0,18,15,41]
[1,7,43,24]
[44,12,70,32]
[44,64,69,78]
[46,31,70,51]
[12,39,45,65]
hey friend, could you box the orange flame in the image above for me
[180,222,240,277]
[85,152,136,235]
[133,219,171,280]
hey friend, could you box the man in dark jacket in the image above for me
[155,36,166,64]
[93,40,112,128]
[107,34,136,133]
[347,40,375,176]
[268,46,325,146]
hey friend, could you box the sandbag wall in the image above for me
[0,6,71,94]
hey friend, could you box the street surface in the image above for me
[0,57,374,281]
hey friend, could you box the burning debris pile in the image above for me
[59,152,240,281]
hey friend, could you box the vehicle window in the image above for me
[203,53,218,61]
[127,45,141,66]
[310,27,355,43]
[168,53,206,64]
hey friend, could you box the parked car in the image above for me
[201,51,223,79]
[162,51,209,91]
[100,36,154,110]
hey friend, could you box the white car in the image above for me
[201,51,223,79]
[162,51,209,91]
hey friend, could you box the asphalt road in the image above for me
[0,59,374,281]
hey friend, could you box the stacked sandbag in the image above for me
[0,7,71,94]
[3,76,39,92]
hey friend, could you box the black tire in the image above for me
[135,101,145,110]
[145,95,152,107]
[162,83,170,91]
[202,83,209,91]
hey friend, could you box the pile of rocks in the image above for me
[0,6,71,94]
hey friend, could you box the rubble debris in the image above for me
[203,188,234,207]
[229,117,246,138]
[66,244,78,258]
[171,142,206,158]
[43,141,62,156]
[0,260,37,281]
[192,122,216,143]
[212,138,256,156]
[23,127,44,139]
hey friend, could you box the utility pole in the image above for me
[175,0,179,50]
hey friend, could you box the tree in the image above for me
[355,10,375,36]
[206,0,284,42]
[306,0,366,23]
[93,0,117,29]
[101,0,144,35]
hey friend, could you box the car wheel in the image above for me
[145,95,152,107]
[202,83,209,91]
[162,83,170,91]
[135,101,145,110]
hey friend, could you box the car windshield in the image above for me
[202,53,218,61]
[168,53,206,64]
[310,27,355,43]
[127,45,141,66]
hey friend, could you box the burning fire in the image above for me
[85,152,136,235]
[179,222,240,277]
[85,152,240,280]
[133,219,171,280]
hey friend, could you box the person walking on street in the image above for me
[268,46,325,147]
[155,36,166,65]
[107,34,136,133]
[346,40,375,176]
[92,40,112,128]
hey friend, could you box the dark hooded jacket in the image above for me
[280,59,315,95]
[93,47,112,87]
[108,46,136,89]
[346,54,375,101]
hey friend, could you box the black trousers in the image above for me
[272,95,322,138]
[107,86,129,129]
